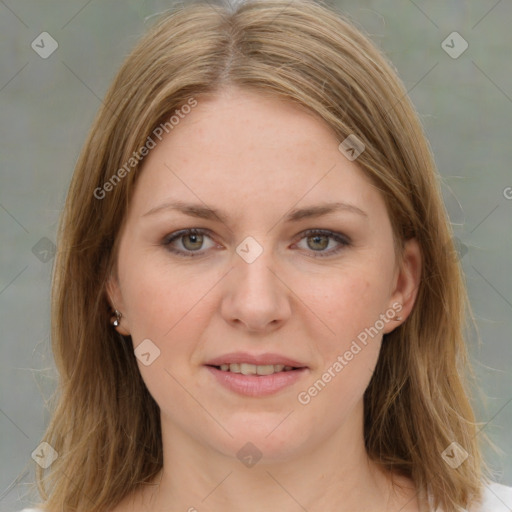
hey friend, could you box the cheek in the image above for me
[304,269,391,346]
[117,247,213,342]
[295,263,392,399]
[121,268,170,341]
[117,253,213,404]
[295,273,386,416]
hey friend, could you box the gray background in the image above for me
[1,0,511,510]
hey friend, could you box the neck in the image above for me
[132,402,418,512]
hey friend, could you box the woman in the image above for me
[23,0,512,511]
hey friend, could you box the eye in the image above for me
[294,229,350,257]
[162,228,216,257]
[162,228,350,258]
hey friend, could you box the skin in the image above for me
[108,87,422,512]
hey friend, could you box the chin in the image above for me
[202,413,314,463]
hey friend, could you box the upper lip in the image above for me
[204,352,308,368]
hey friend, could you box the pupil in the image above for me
[309,235,328,250]
[184,233,202,250]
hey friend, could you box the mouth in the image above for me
[203,354,309,397]
[206,363,305,376]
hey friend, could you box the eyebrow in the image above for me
[142,200,368,223]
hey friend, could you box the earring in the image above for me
[391,304,403,322]
[111,310,122,327]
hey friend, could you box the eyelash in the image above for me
[161,228,351,258]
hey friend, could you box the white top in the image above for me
[18,481,512,511]
[464,482,512,511]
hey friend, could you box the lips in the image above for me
[204,352,308,369]
[205,365,308,396]
[203,352,309,396]
[204,352,309,397]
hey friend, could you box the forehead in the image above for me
[170,88,340,171]
[131,88,383,222]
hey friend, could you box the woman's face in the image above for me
[108,87,420,462]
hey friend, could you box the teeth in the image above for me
[218,363,293,375]
[240,363,256,375]
[257,364,284,375]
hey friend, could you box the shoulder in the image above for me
[18,483,512,512]
[469,481,512,511]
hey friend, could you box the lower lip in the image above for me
[205,366,308,397]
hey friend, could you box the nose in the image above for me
[220,247,292,333]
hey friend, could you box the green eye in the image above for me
[306,234,330,251]
[163,228,215,257]
[162,228,350,258]
[296,229,350,257]
[181,232,205,251]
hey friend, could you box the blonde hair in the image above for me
[35,0,485,510]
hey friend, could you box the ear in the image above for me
[382,237,422,334]
[105,272,131,336]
